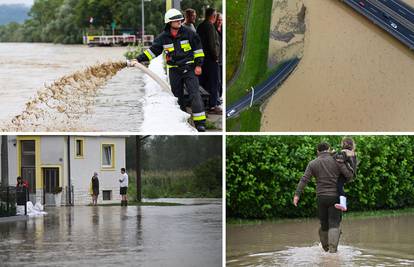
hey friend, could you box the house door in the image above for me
[43,168,60,206]
[20,140,36,203]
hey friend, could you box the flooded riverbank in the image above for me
[227,214,414,266]
[0,43,192,132]
[262,0,414,131]
[0,199,222,266]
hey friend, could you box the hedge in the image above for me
[226,136,414,219]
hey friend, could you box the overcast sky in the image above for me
[0,0,33,6]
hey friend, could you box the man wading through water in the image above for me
[133,8,207,132]
[293,142,355,253]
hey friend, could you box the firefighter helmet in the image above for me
[164,8,184,24]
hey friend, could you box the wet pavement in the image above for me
[0,199,222,266]
[227,214,414,266]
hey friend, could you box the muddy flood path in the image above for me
[262,0,414,131]
[0,199,222,267]
[0,43,192,132]
[227,214,414,266]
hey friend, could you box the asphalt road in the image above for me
[343,0,414,49]
[226,58,300,118]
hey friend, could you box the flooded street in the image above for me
[0,43,192,132]
[0,199,222,266]
[227,214,414,266]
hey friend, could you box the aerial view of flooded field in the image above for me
[262,0,414,131]
[0,43,193,132]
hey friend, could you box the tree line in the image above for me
[0,0,222,44]
[227,136,414,219]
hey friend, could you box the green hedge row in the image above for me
[226,136,414,219]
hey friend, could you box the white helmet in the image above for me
[164,8,184,24]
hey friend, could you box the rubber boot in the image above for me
[319,228,329,252]
[328,228,341,253]
[125,200,128,206]
[334,196,347,211]
[121,200,125,206]
[194,120,206,132]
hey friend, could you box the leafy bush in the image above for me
[226,136,414,219]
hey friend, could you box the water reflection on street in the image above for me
[227,214,414,266]
[0,200,222,266]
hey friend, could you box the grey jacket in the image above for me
[295,151,354,197]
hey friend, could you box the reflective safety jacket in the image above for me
[137,24,205,68]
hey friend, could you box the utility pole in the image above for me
[136,135,142,202]
[136,135,150,202]
[1,136,9,186]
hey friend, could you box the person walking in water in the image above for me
[119,168,129,206]
[90,172,99,206]
[293,142,355,253]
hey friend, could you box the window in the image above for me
[101,144,115,169]
[102,190,112,200]
[75,138,84,158]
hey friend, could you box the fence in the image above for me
[0,186,16,217]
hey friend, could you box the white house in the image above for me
[0,136,126,206]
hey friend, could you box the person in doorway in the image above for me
[293,142,355,253]
[333,137,358,211]
[133,8,207,132]
[90,172,99,206]
[16,176,29,189]
[183,8,197,32]
[119,168,129,206]
[197,8,221,114]
[214,12,223,101]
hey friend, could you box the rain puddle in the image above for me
[227,214,414,266]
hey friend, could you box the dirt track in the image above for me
[262,0,414,131]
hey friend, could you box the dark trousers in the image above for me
[337,176,346,196]
[317,195,342,231]
[169,65,205,114]
[199,57,219,108]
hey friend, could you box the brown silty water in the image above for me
[227,214,414,266]
[2,61,126,132]
[262,0,414,131]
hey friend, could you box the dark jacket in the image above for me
[295,151,354,197]
[197,20,220,61]
[91,176,99,195]
[137,24,204,68]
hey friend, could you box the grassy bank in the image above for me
[226,0,249,82]
[226,105,262,132]
[227,207,414,225]
[227,0,273,105]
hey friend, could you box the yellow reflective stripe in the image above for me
[144,50,153,61]
[193,112,206,121]
[167,64,178,68]
[186,60,194,64]
[193,115,206,121]
[194,51,205,58]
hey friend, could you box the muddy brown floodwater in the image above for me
[262,0,414,131]
[227,214,414,266]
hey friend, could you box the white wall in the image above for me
[70,136,126,205]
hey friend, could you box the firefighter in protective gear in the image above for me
[136,8,207,132]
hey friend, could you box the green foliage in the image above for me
[128,159,222,199]
[0,0,222,44]
[226,105,262,132]
[226,136,414,219]
[124,44,144,60]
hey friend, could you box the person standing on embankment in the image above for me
[133,8,207,132]
[293,142,354,253]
